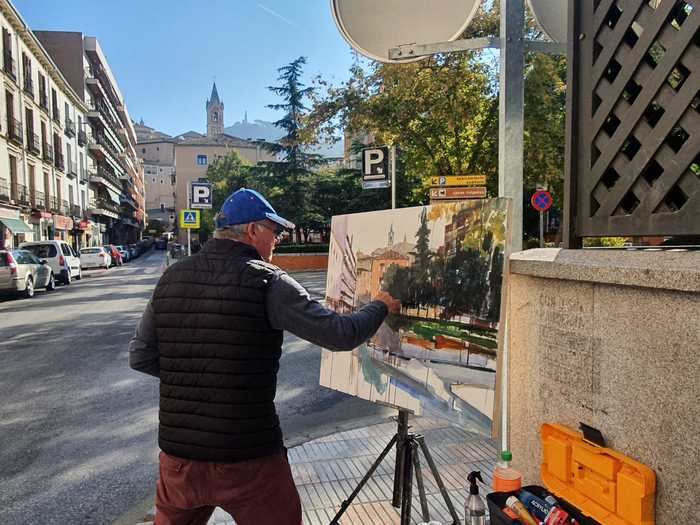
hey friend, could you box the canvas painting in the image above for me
[319,199,510,435]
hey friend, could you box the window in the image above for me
[142,148,146,154]
[197,154,208,165]
[152,177,156,183]
[160,179,164,184]
[160,203,165,212]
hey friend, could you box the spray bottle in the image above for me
[465,471,487,525]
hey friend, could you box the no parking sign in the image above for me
[531,190,553,212]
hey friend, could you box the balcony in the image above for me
[70,204,81,218]
[48,195,60,213]
[3,51,16,80]
[120,194,137,209]
[32,190,46,210]
[54,151,65,172]
[89,198,120,218]
[23,77,33,99]
[42,142,54,163]
[13,183,30,206]
[89,165,121,192]
[7,117,23,146]
[77,130,87,146]
[26,131,41,155]
[60,199,70,215]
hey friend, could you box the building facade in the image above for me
[34,30,145,246]
[135,83,277,244]
[0,0,96,250]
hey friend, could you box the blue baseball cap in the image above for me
[215,188,295,230]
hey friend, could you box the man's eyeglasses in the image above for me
[257,222,286,242]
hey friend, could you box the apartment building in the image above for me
[0,0,94,250]
[134,120,176,230]
[35,31,145,245]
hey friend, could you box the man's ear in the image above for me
[246,222,257,239]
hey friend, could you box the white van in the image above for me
[19,240,82,284]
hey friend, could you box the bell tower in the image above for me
[206,82,224,137]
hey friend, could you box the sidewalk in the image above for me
[135,415,497,524]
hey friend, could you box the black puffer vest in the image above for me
[152,239,284,462]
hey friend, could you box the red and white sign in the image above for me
[531,190,553,212]
[53,215,74,231]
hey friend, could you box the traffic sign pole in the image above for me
[539,210,544,248]
[187,183,191,256]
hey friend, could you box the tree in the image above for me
[256,56,319,242]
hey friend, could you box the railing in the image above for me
[54,151,65,171]
[61,199,70,215]
[0,180,9,202]
[23,77,33,98]
[3,51,16,80]
[7,116,23,145]
[14,183,30,206]
[49,196,60,213]
[64,118,75,137]
[33,190,46,210]
[77,130,87,146]
[93,198,121,215]
[42,142,54,163]
[94,132,123,163]
[91,165,121,189]
[90,98,120,131]
[39,92,48,111]
[26,131,41,155]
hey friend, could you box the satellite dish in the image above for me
[527,0,567,44]
[331,0,482,63]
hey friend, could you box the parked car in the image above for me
[79,246,111,270]
[0,250,56,298]
[115,245,130,263]
[155,238,167,250]
[19,240,81,284]
[103,245,123,267]
[128,244,138,259]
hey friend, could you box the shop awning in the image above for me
[0,217,33,234]
[105,187,121,204]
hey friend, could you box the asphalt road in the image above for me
[0,250,391,525]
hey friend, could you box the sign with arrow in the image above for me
[429,186,487,200]
[179,209,200,229]
[430,175,486,187]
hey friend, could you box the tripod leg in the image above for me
[412,446,430,523]
[392,409,410,508]
[400,440,415,525]
[329,434,398,525]
[417,436,461,525]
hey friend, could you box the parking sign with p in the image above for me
[190,181,212,209]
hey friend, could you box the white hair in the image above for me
[213,223,250,241]
[213,221,268,241]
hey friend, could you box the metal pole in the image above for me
[498,0,525,254]
[186,183,191,256]
[392,409,410,507]
[498,0,525,458]
[539,211,544,248]
[391,145,397,210]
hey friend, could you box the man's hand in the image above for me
[375,291,401,315]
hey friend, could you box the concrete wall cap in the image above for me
[509,248,700,293]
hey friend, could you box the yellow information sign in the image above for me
[430,175,487,187]
[179,209,200,229]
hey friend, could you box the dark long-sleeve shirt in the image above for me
[129,271,388,377]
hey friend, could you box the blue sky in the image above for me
[14,0,357,136]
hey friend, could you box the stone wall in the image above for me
[506,248,699,524]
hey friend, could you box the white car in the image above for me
[79,246,112,270]
[19,240,82,284]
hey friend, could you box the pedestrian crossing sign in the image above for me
[179,209,200,229]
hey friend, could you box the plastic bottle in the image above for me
[464,471,487,525]
[505,496,539,525]
[519,489,552,521]
[492,450,522,492]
